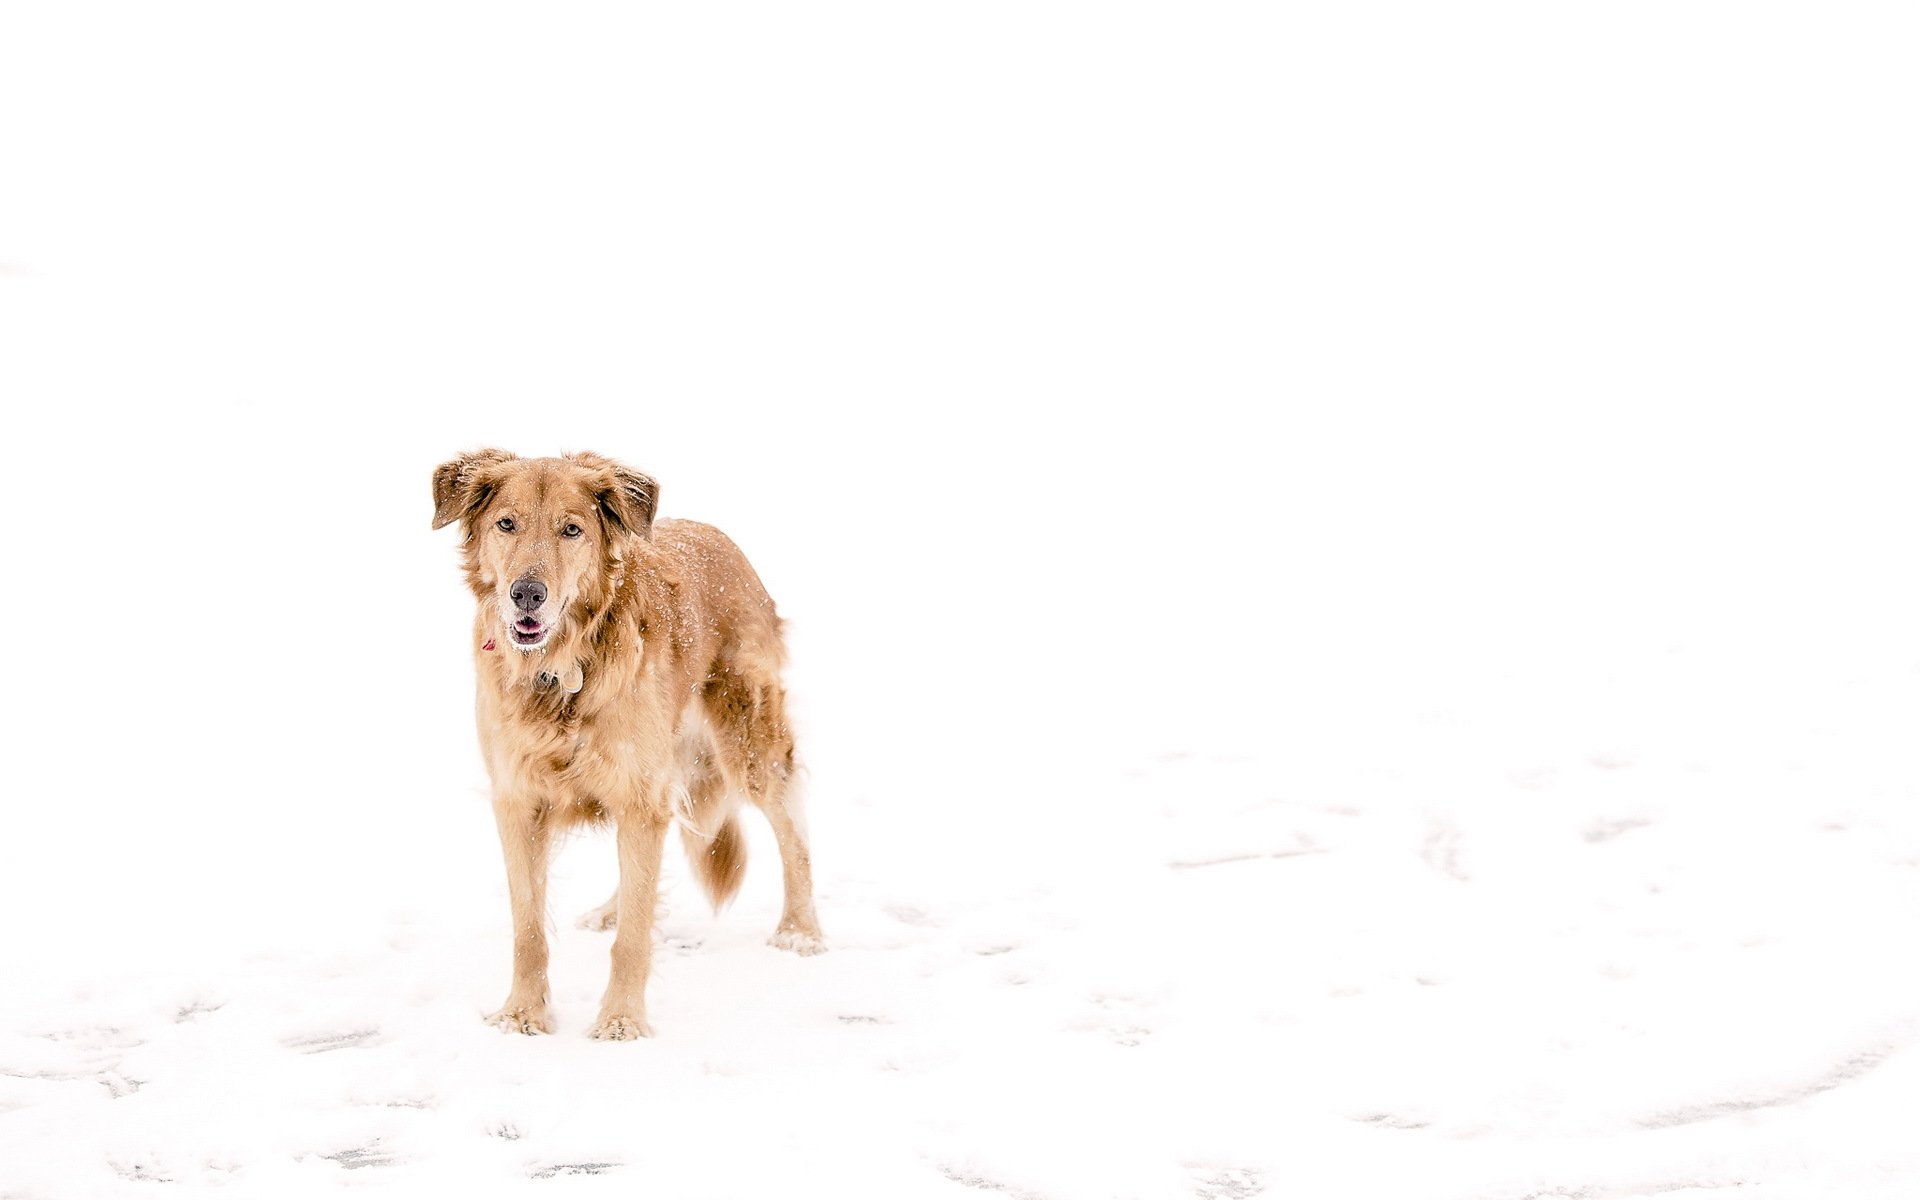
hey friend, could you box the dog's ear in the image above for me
[431,449,517,531]
[567,451,659,539]
[599,464,660,539]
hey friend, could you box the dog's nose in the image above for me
[510,578,547,612]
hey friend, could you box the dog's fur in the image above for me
[432,449,822,1040]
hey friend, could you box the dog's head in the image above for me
[431,450,658,652]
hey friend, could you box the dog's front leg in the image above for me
[590,806,670,1040]
[486,796,555,1034]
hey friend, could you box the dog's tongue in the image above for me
[516,617,542,632]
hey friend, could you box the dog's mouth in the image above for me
[509,615,550,649]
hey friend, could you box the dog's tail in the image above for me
[682,813,747,912]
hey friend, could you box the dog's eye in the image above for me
[496,517,516,533]
[561,523,583,539]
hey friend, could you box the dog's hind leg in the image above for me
[575,890,620,931]
[754,779,824,955]
[703,671,823,954]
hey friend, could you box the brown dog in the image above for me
[432,450,822,1039]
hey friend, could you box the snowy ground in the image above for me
[4,3,1920,1197]
[4,645,1920,1198]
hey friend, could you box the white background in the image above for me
[2,3,1918,1197]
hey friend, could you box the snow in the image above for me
[4,2,1920,1197]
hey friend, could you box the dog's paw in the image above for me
[574,903,618,932]
[769,927,826,956]
[486,1005,554,1035]
[587,1013,653,1041]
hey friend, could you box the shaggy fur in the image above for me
[432,449,823,1040]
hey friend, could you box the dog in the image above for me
[432,449,822,1039]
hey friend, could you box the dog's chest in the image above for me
[495,700,649,798]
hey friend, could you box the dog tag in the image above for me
[559,664,585,694]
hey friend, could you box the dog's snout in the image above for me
[510,578,547,612]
